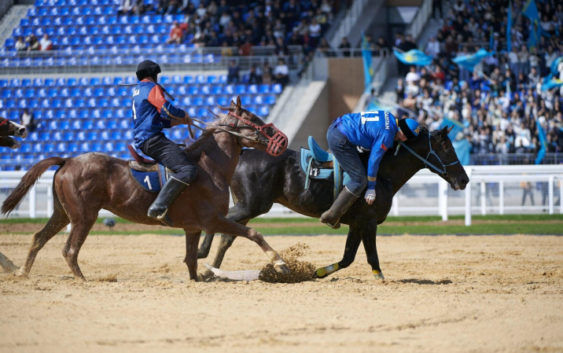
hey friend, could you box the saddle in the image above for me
[300,136,350,200]
[127,145,169,193]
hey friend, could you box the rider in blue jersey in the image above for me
[132,60,197,221]
[320,111,420,228]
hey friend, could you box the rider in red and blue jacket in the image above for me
[132,60,197,221]
[320,111,420,228]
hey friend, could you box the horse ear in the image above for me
[441,126,451,135]
[236,96,241,108]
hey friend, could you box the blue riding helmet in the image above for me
[398,118,420,139]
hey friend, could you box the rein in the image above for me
[398,133,460,175]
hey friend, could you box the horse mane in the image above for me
[183,113,230,158]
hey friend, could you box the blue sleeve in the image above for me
[367,134,393,189]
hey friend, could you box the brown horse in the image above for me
[0,117,27,149]
[1,98,290,281]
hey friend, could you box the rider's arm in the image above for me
[366,134,393,189]
[147,85,188,127]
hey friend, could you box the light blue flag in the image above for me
[362,35,374,90]
[452,138,471,166]
[527,21,537,49]
[550,56,562,75]
[507,1,512,52]
[393,48,433,66]
[535,119,547,164]
[440,117,464,141]
[541,74,563,91]
[522,0,539,22]
[452,48,490,72]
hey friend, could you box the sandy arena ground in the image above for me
[0,232,562,353]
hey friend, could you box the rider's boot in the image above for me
[320,187,359,229]
[147,177,188,221]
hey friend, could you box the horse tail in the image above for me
[1,157,66,215]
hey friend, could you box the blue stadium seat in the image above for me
[200,85,211,95]
[52,131,63,141]
[235,85,246,95]
[205,96,216,106]
[224,85,235,95]
[110,130,122,140]
[188,86,199,95]
[53,110,65,121]
[265,95,276,105]
[71,120,82,130]
[119,119,129,129]
[79,142,90,152]
[241,95,252,106]
[99,130,110,140]
[56,142,67,153]
[91,142,103,152]
[86,131,98,140]
[254,95,264,105]
[96,120,106,129]
[123,130,133,140]
[76,131,86,140]
[217,96,229,106]
[67,142,78,152]
[62,131,75,141]
[102,141,114,152]
[192,96,203,106]
[248,84,258,94]
[272,84,282,94]
[258,84,270,94]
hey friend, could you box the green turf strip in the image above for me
[1,215,562,235]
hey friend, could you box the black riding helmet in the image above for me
[136,60,161,81]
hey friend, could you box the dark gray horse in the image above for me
[198,126,469,279]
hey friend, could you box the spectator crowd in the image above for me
[391,0,562,162]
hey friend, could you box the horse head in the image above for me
[405,126,469,191]
[218,96,288,156]
[0,117,27,138]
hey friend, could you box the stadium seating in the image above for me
[0,74,282,170]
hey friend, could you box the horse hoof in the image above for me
[14,268,28,277]
[198,270,215,281]
[274,262,290,274]
[373,270,385,280]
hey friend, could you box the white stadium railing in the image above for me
[1,165,562,226]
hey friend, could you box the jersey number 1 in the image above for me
[360,112,379,124]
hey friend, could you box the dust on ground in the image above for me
[0,233,562,353]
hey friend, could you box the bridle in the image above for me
[218,111,288,157]
[398,132,460,176]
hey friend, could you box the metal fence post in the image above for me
[465,169,472,226]
[29,185,36,219]
[499,180,504,215]
[439,179,448,221]
[549,176,554,215]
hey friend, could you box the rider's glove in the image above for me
[364,188,376,205]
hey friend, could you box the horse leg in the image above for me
[314,225,362,278]
[17,195,70,277]
[62,213,98,280]
[198,200,268,259]
[360,222,384,280]
[211,216,289,274]
[183,230,201,281]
